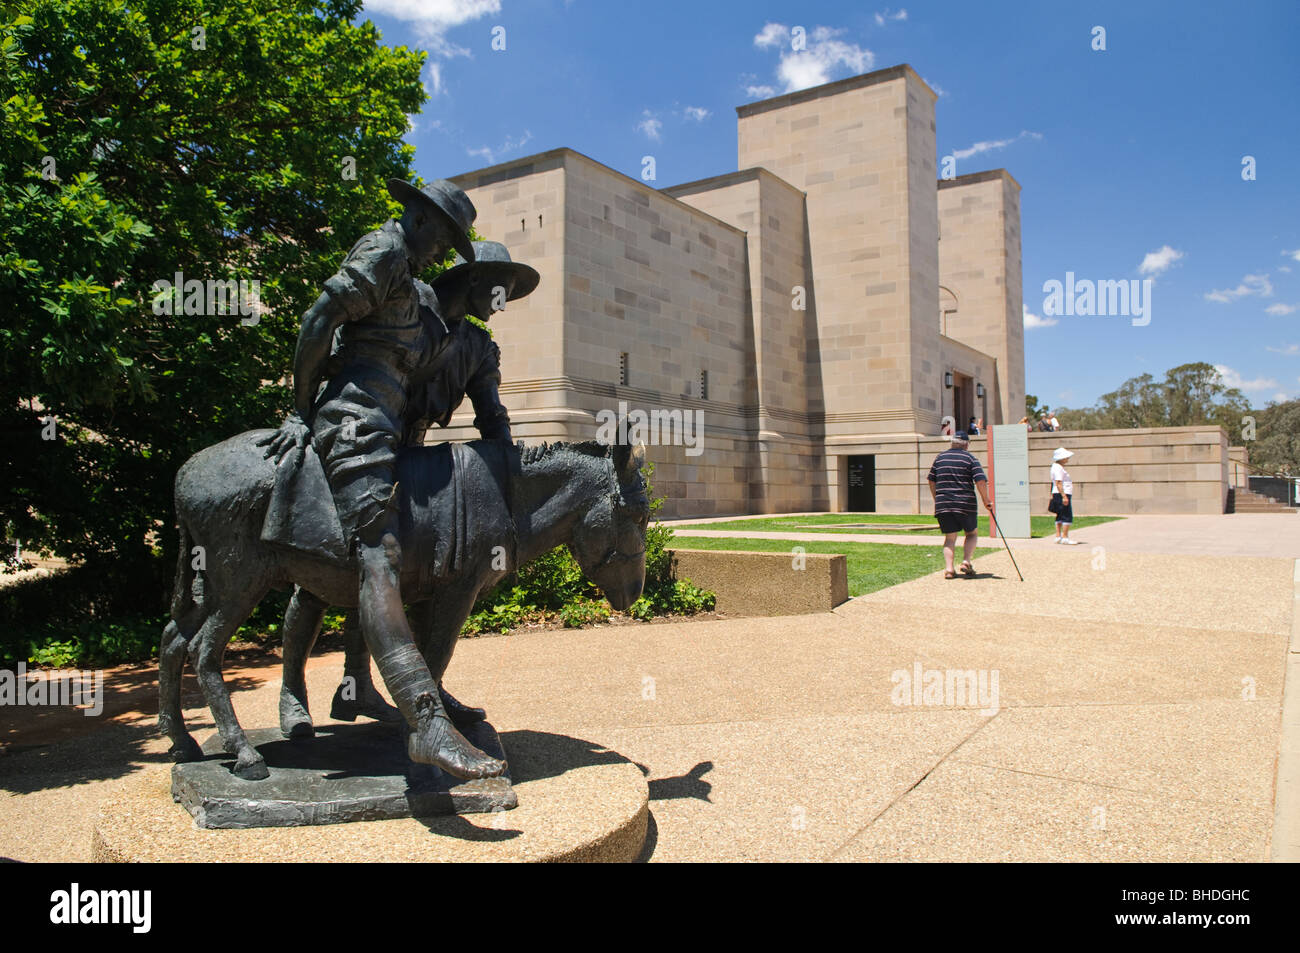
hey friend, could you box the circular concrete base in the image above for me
[92,729,648,862]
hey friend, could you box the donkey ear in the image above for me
[614,441,646,478]
[612,440,631,474]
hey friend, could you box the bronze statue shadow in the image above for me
[408,728,647,843]
[498,731,713,861]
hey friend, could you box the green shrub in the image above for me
[459,460,715,634]
[558,599,611,628]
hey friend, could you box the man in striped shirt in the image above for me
[926,430,993,579]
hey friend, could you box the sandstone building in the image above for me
[445,64,1027,516]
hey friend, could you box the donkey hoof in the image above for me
[168,737,204,763]
[232,750,270,781]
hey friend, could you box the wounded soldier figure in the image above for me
[278,240,541,738]
[259,178,507,780]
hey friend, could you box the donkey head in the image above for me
[568,440,649,611]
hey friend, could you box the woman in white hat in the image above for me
[1050,447,1078,544]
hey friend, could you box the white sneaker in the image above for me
[1060,538,1080,545]
[1054,537,1062,544]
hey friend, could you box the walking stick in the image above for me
[987,508,1024,582]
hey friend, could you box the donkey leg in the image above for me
[159,614,205,762]
[190,588,270,780]
[279,586,327,739]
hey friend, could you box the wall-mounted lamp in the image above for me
[944,372,953,389]
[976,383,985,398]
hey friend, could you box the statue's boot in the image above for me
[330,669,403,724]
[376,643,505,780]
[440,685,487,729]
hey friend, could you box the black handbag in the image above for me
[1047,495,1062,514]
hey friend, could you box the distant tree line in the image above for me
[1051,362,1299,476]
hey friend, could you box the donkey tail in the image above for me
[169,518,197,620]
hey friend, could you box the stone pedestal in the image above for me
[92,729,649,862]
[171,720,515,829]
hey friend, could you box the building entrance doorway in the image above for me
[952,372,975,432]
[845,455,876,511]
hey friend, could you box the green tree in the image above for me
[1055,362,1250,434]
[1,0,429,613]
[1245,399,1300,476]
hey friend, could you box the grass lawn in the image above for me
[675,513,1122,539]
[669,535,998,597]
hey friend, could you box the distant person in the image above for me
[1049,412,1060,432]
[1050,447,1078,544]
[1038,413,1053,432]
[968,416,980,436]
[1018,416,1032,431]
[927,430,994,579]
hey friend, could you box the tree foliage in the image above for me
[1054,362,1252,436]
[0,0,427,610]
[1243,399,1300,477]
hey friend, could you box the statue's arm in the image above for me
[292,293,347,421]
[260,238,401,463]
[466,340,512,441]
[257,291,353,464]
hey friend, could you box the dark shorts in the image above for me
[1052,493,1074,524]
[937,511,978,534]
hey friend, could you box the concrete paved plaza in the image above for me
[1,514,1296,862]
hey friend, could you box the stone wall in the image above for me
[835,426,1230,516]
[668,548,849,615]
[438,67,1040,520]
[736,65,940,439]
[451,149,764,518]
[937,170,1024,425]
[665,168,827,513]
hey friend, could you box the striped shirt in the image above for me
[927,448,987,514]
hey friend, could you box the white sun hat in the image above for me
[1052,447,1074,462]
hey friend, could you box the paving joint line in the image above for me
[948,758,1275,810]
[826,710,1002,861]
[1269,558,1300,861]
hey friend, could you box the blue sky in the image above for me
[364,0,1300,410]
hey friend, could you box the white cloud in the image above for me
[465,130,533,166]
[752,23,874,93]
[1274,392,1291,403]
[951,130,1042,161]
[682,106,711,122]
[1281,265,1293,273]
[365,0,499,56]
[1214,364,1277,392]
[1023,304,1057,329]
[1266,303,1298,316]
[423,61,444,97]
[1284,249,1300,262]
[745,84,777,99]
[1266,343,1300,355]
[368,0,499,96]
[636,111,663,141]
[874,8,908,26]
[1138,245,1184,277]
[753,22,787,49]
[1205,273,1273,303]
